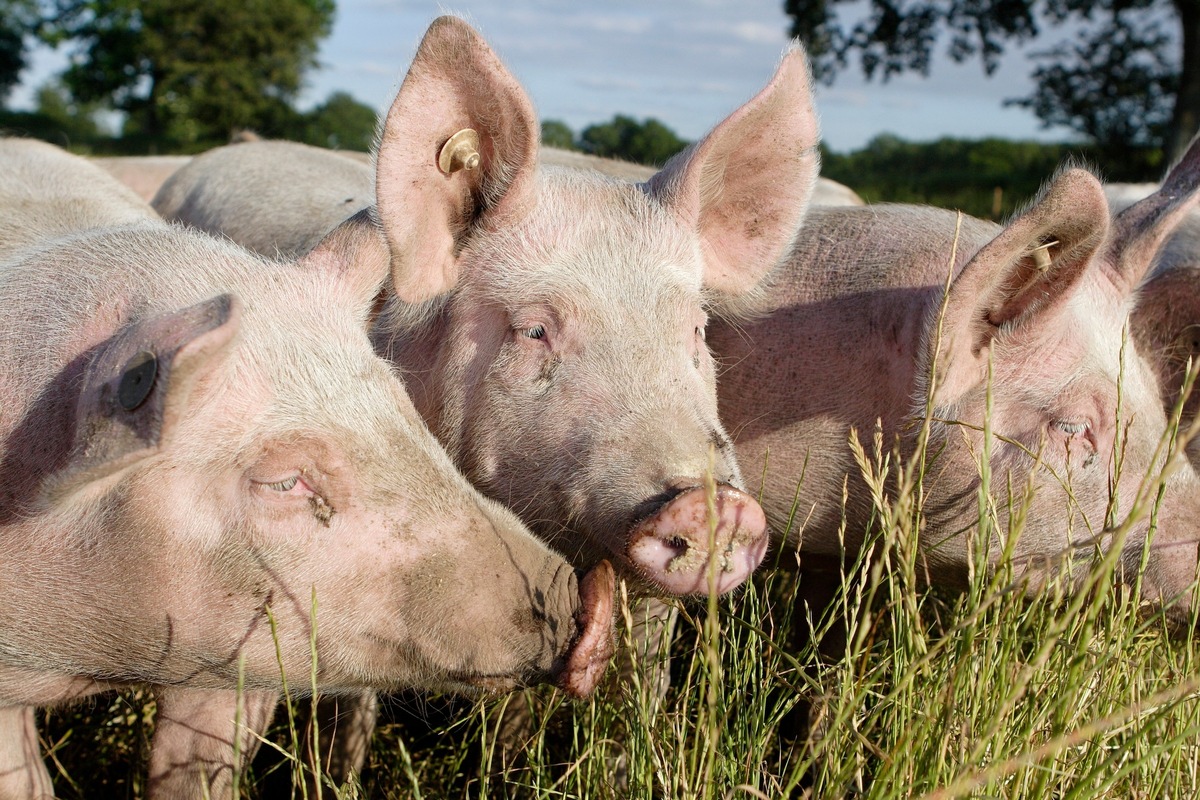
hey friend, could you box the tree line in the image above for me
[0,0,1178,205]
[0,0,377,153]
[784,0,1195,161]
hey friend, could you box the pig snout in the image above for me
[626,483,768,595]
[558,560,616,698]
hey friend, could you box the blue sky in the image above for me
[11,0,1083,153]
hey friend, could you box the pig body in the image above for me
[92,155,193,202]
[711,155,1200,617]
[0,138,613,797]
[152,142,374,260]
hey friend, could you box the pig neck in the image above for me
[710,205,997,551]
[739,205,992,441]
[0,517,126,701]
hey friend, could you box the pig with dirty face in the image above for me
[0,138,614,797]
[155,15,824,598]
[711,142,1200,623]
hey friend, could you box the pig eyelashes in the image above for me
[1052,420,1090,436]
[252,473,315,498]
[1049,418,1100,463]
[265,476,300,492]
[512,321,552,348]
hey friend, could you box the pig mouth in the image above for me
[617,483,769,597]
[558,560,615,698]
[444,672,525,696]
[441,561,615,699]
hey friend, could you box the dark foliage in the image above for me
[820,134,1163,219]
[579,114,689,167]
[784,0,1193,159]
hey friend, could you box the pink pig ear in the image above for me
[933,169,1109,404]
[1110,134,1200,292]
[374,16,540,303]
[45,295,240,502]
[646,45,820,297]
[298,209,390,322]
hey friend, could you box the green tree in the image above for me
[298,90,376,151]
[784,0,1193,160]
[42,0,334,149]
[580,114,688,166]
[0,0,40,101]
[32,79,99,138]
[0,78,103,147]
[819,134,1159,219]
[541,119,575,150]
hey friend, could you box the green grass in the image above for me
[37,352,1200,799]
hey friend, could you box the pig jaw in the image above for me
[348,547,615,699]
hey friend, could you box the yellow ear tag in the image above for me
[1030,239,1059,271]
[438,128,482,174]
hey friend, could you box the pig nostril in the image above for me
[666,535,688,553]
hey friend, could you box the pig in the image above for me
[708,141,1200,624]
[91,155,193,202]
[152,13,818,782]
[0,137,614,798]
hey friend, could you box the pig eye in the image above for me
[695,326,706,342]
[255,475,311,496]
[523,324,547,340]
[1052,420,1089,437]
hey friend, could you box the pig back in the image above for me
[153,140,376,259]
[0,139,157,260]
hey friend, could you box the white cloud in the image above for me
[730,21,788,45]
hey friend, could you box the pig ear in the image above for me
[46,295,240,501]
[933,169,1109,403]
[1110,134,1200,291]
[298,209,390,320]
[374,15,539,303]
[1132,268,1200,422]
[645,45,820,296]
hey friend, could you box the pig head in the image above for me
[0,139,616,794]
[712,140,1200,623]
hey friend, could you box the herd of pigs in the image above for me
[4,13,1200,798]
